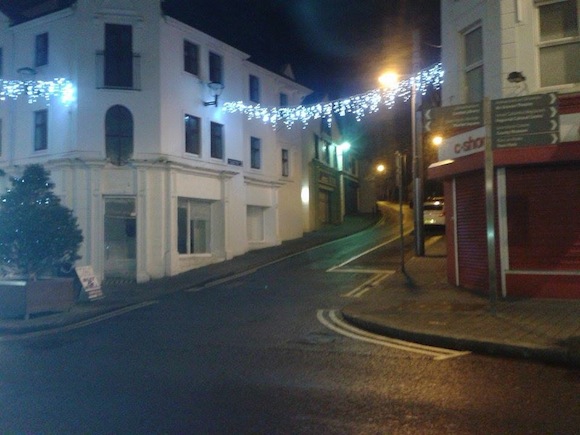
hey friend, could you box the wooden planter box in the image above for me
[0,278,76,319]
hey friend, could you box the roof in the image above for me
[0,0,76,25]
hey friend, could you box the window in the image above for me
[35,33,48,67]
[250,137,261,169]
[0,47,3,77]
[314,134,320,160]
[185,114,201,155]
[178,198,211,254]
[209,52,223,84]
[249,74,260,103]
[34,110,48,151]
[0,119,3,156]
[105,24,133,88]
[464,26,483,102]
[280,93,288,107]
[210,122,224,159]
[537,0,580,87]
[105,105,133,165]
[282,149,289,176]
[184,40,199,76]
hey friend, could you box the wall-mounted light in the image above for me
[204,81,224,106]
[507,71,526,83]
[17,67,37,77]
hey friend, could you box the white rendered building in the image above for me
[0,0,313,282]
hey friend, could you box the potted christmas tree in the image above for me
[0,164,83,318]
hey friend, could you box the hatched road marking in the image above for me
[317,309,471,360]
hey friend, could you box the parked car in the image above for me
[423,198,445,227]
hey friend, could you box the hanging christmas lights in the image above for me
[0,78,75,105]
[223,62,444,129]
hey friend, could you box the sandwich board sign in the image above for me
[75,265,104,301]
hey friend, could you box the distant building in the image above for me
[0,0,323,283]
[430,0,580,298]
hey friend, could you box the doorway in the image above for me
[104,197,136,279]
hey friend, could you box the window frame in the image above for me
[35,32,48,67]
[210,121,224,160]
[177,198,212,255]
[209,51,223,84]
[250,136,261,169]
[281,148,289,177]
[34,109,48,151]
[184,39,199,76]
[185,114,201,155]
[463,25,484,103]
[105,105,134,166]
[536,0,580,88]
[249,74,260,103]
[279,93,288,107]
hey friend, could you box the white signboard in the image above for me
[75,265,104,301]
[438,126,486,161]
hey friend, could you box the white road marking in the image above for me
[317,309,471,360]
[0,301,159,342]
[342,272,395,298]
[326,231,412,273]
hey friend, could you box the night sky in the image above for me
[163,0,441,98]
[1,0,441,99]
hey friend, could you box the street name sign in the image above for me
[491,93,559,148]
[424,102,483,133]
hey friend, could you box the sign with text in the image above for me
[75,265,104,301]
[438,126,486,161]
[424,102,483,134]
[492,93,559,148]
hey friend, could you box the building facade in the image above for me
[0,0,313,283]
[301,117,360,232]
[429,0,580,298]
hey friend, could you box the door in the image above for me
[104,197,136,279]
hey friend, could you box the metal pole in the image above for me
[484,98,498,312]
[396,152,405,273]
[411,29,425,256]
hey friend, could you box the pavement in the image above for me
[1,212,579,368]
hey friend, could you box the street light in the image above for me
[378,72,399,89]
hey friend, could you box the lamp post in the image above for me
[411,29,425,256]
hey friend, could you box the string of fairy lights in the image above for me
[222,62,444,129]
[0,78,75,105]
[0,63,443,129]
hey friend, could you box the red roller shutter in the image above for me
[505,164,580,298]
[455,172,487,292]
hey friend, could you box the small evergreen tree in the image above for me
[0,164,83,279]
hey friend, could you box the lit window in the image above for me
[464,26,483,102]
[537,0,580,87]
[177,198,211,254]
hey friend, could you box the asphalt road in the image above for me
[0,218,578,433]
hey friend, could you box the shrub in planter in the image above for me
[0,165,83,318]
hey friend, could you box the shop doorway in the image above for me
[104,197,136,279]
